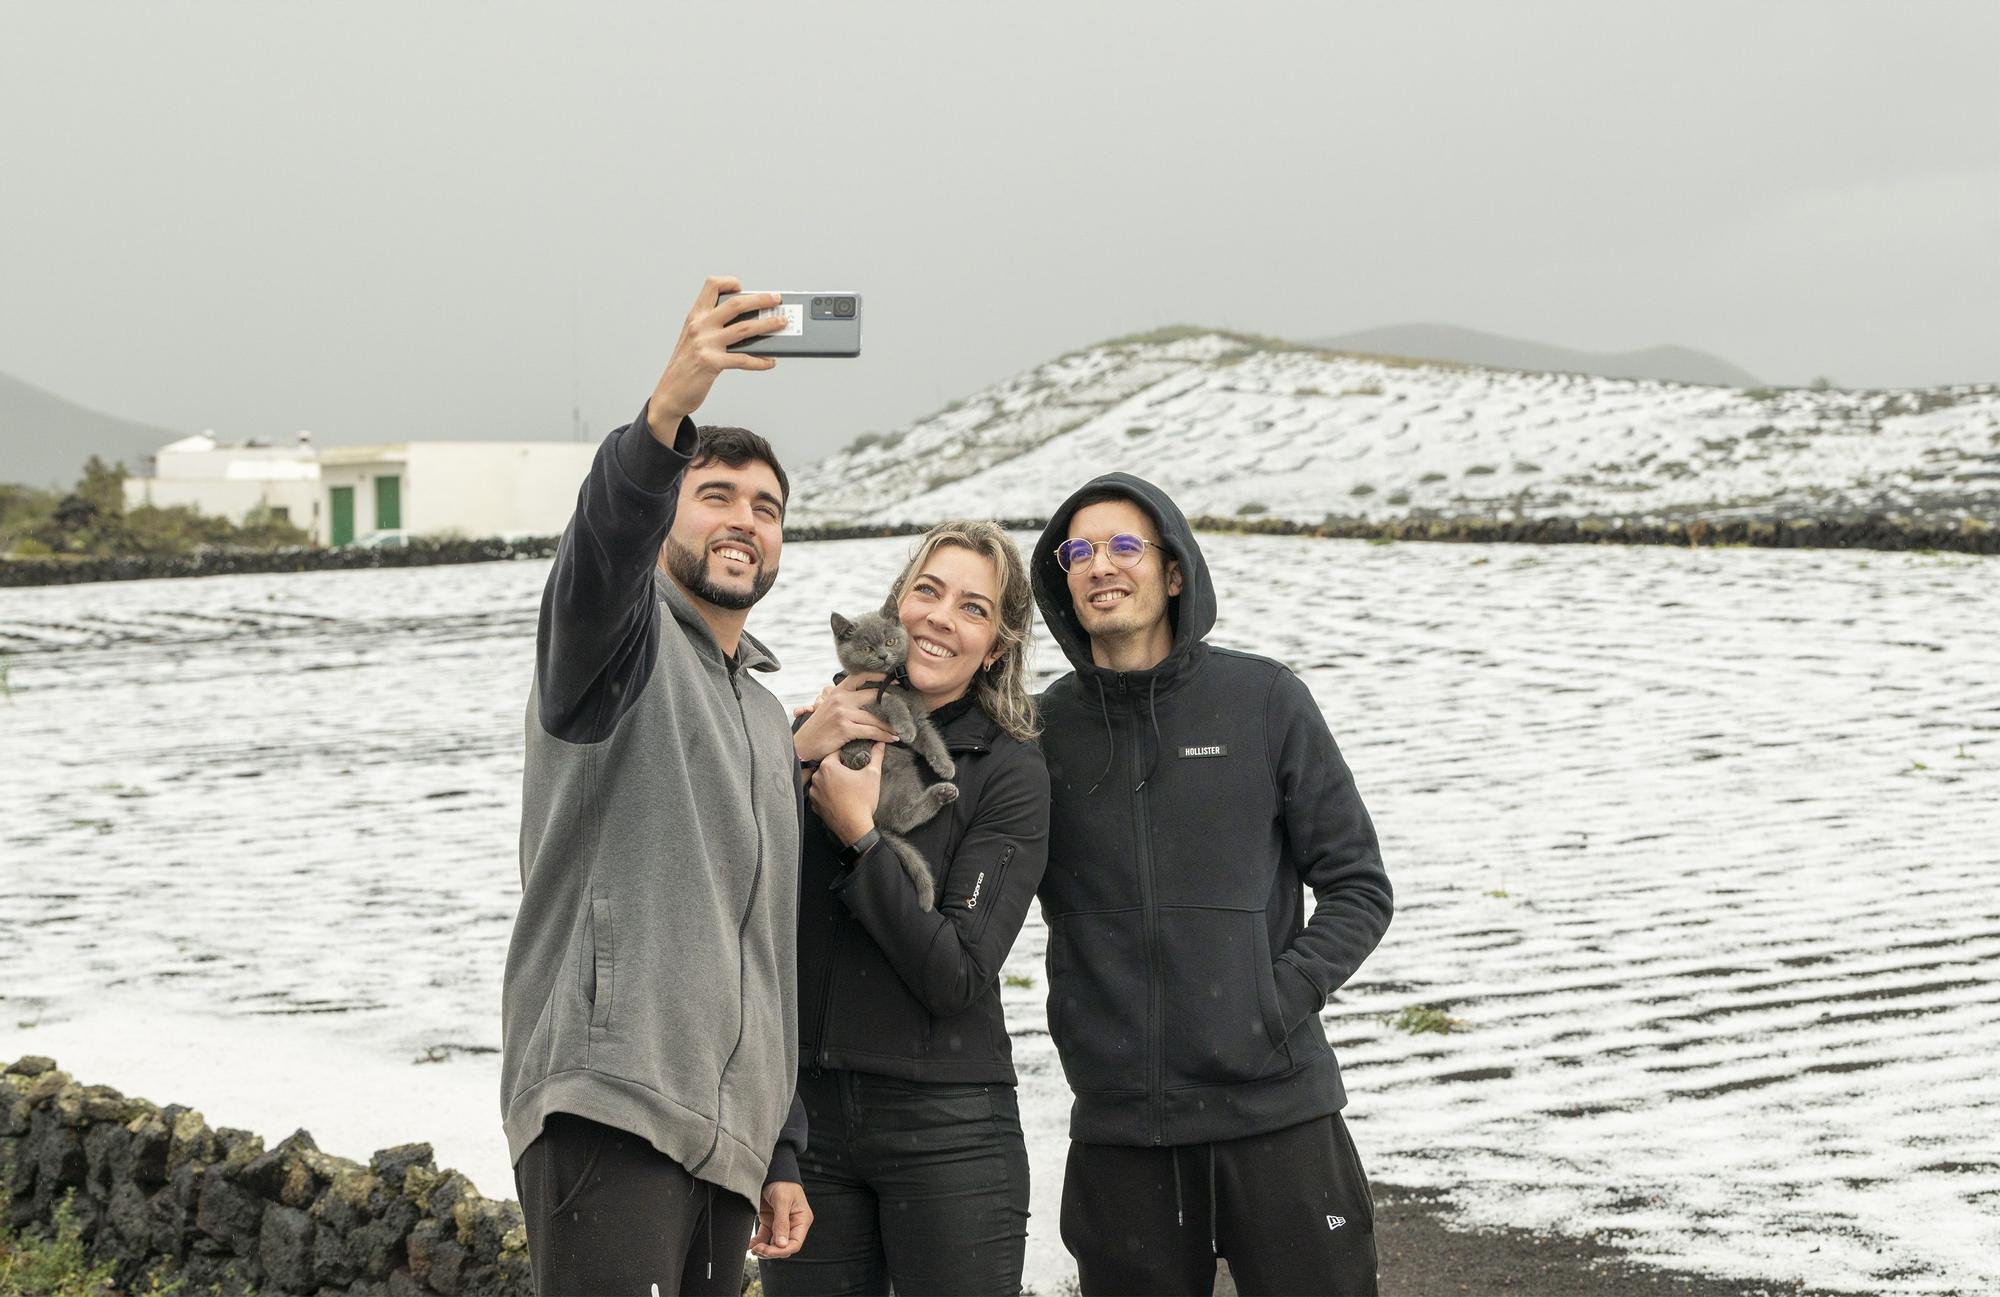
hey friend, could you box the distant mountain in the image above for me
[788,327,2000,527]
[0,370,182,490]
[1304,323,1764,389]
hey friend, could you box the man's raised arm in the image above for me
[533,276,786,743]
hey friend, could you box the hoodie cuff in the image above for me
[614,400,698,493]
[763,1144,801,1187]
[1274,957,1325,1030]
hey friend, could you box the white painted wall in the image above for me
[123,435,322,528]
[404,443,598,540]
[315,442,598,545]
[125,477,321,530]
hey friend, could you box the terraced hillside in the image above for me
[790,330,2000,528]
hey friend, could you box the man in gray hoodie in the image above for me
[502,277,831,1295]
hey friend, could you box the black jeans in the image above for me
[759,1068,1031,1297]
[1060,1113,1377,1297]
[513,1112,758,1297]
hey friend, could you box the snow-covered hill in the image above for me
[790,329,2000,527]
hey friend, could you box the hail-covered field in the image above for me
[2,537,1996,1294]
[789,332,2000,528]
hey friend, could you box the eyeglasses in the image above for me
[1054,534,1162,573]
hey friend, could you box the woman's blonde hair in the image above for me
[888,520,1040,743]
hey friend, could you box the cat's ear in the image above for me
[830,612,852,639]
[879,592,900,619]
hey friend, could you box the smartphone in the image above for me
[722,291,863,358]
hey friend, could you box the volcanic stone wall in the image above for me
[0,537,563,588]
[3,511,1991,588]
[1,1056,530,1297]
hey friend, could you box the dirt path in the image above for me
[1372,1184,1858,1297]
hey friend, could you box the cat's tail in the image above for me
[877,829,938,913]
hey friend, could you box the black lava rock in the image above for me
[259,1203,317,1294]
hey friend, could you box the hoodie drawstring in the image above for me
[1134,675,1163,792]
[1086,676,1115,795]
[705,1180,714,1280]
[1207,1143,1218,1255]
[1170,1145,1218,1254]
[1088,675,1166,795]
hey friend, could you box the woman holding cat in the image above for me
[766,520,1048,1297]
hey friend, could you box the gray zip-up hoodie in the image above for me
[500,410,804,1204]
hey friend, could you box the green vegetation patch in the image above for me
[1389,1005,1466,1036]
[0,1194,126,1297]
[2,457,309,559]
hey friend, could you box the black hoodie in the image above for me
[1031,473,1393,1147]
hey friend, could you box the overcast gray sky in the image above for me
[3,2,1997,464]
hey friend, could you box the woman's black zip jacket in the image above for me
[794,693,1051,1083]
[1031,473,1394,1147]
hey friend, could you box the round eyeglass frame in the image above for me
[1054,534,1161,573]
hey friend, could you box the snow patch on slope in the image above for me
[792,332,2000,528]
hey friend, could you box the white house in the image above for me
[123,432,321,530]
[314,442,600,547]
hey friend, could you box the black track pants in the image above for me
[758,1068,1031,1297]
[514,1112,759,1297]
[1059,1113,1377,1297]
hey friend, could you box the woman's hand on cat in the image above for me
[793,676,899,763]
[808,741,884,846]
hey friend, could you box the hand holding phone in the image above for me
[721,291,864,358]
[645,277,791,436]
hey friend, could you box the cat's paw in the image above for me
[931,755,957,780]
[932,781,959,804]
[839,742,873,770]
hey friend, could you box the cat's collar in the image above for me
[830,666,913,697]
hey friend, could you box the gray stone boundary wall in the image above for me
[1,512,1992,588]
[0,537,566,589]
[1186,512,1998,553]
[1,1056,530,1297]
[3,512,2000,588]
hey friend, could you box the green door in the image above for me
[374,475,402,532]
[330,486,355,546]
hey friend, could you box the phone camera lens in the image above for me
[835,299,854,318]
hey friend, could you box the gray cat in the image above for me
[829,609,959,911]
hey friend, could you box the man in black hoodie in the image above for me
[1032,474,1394,1296]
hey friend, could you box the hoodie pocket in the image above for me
[1047,911,1148,1094]
[1159,908,1289,1086]
[587,899,615,1031]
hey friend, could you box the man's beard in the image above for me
[663,532,779,611]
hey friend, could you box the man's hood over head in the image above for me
[1032,473,1215,684]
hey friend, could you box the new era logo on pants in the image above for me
[1326,1214,1346,1230]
